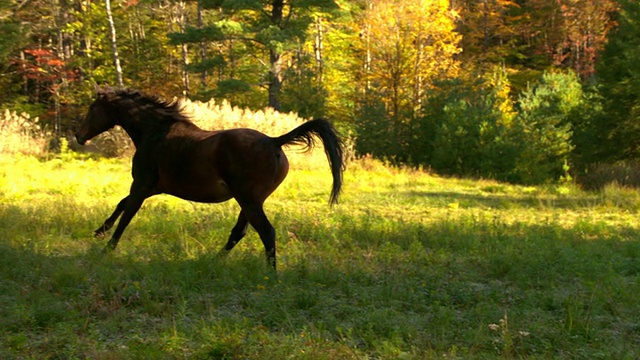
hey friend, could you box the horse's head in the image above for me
[76,88,117,145]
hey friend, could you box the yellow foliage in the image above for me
[360,0,461,114]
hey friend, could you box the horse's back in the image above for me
[156,126,288,204]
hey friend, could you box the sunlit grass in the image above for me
[1,154,640,358]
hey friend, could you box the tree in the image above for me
[512,71,579,184]
[105,0,124,87]
[555,0,616,79]
[355,0,461,161]
[456,0,520,67]
[169,0,339,110]
[416,69,578,184]
[593,0,640,161]
[512,0,615,79]
[418,67,518,180]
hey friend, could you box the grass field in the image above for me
[1,152,639,359]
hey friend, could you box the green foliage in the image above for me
[420,69,518,180]
[167,0,339,110]
[0,0,629,188]
[373,69,581,185]
[594,0,640,161]
[354,99,399,159]
[0,19,26,62]
[281,59,328,119]
[511,71,579,184]
[567,83,605,169]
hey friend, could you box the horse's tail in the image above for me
[272,118,345,205]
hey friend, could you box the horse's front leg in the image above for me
[103,188,154,252]
[94,196,129,237]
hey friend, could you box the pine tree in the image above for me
[168,0,339,110]
[595,0,640,161]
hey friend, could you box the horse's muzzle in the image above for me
[75,132,87,145]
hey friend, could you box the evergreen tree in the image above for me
[418,68,518,180]
[595,0,640,161]
[512,71,579,184]
[169,0,339,110]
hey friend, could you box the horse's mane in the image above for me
[102,88,193,124]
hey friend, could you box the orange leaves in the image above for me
[12,48,76,84]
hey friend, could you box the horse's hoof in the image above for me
[101,245,115,255]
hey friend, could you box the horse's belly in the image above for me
[163,179,233,203]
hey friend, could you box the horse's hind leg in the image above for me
[217,211,248,256]
[95,196,129,237]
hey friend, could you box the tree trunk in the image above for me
[56,0,72,135]
[314,17,324,83]
[198,0,207,88]
[268,49,282,110]
[105,0,124,87]
[268,0,284,110]
[178,1,190,97]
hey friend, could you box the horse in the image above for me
[75,86,345,270]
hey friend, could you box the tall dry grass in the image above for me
[182,98,305,136]
[0,109,49,156]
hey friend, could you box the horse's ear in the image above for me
[94,83,101,93]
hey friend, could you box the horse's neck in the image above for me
[117,108,172,146]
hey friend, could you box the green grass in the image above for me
[1,153,640,359]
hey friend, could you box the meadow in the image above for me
[1,151,640,359]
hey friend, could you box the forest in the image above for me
[1,0,639,185]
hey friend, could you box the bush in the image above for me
[408,69,580,185]
[182,98,305,136]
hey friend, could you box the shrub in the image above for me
[182,98,305,136]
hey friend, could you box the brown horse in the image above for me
[75,86,344,270]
